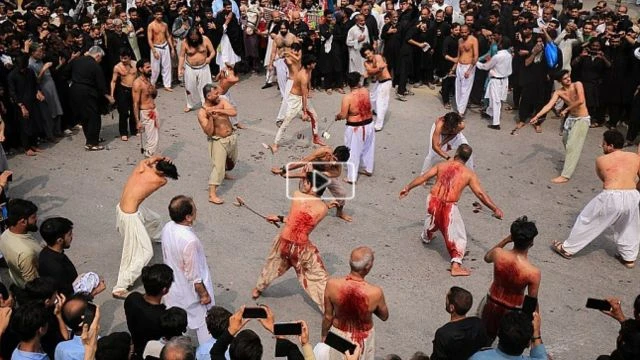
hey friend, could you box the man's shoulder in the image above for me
[469,348,499,359]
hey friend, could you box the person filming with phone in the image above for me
[594,295,640,360]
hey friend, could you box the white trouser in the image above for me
[423,194,467,264]
[184,62,212,110]
[344,121,375,182]
[421,123,474,173]
[455,63,475,115]
[563,190,640,261]
[151,42,172,88]
[140,108,160,157]
[370,80,392,129]
[274,94,318,144]
[485,77,508,126]
[277,79,294,121]
[221,91,238,125]
[274,58,289,98]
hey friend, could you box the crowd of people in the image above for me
[0,0,639,358]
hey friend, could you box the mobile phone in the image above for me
[522,295,537,316]
[274,338,289,357]
[242,307,267,319]
[84,303,97,327]
[586,298,612,311]
[324,331,356,354]
[273,322,302,336]
[0,203,7,222]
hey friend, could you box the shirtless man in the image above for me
[110,48,138,141]
[269,20,298,98]
[252,171,335,310]
[336,72,376,184]
[455,24,478,116]
[214,64,245,129]
[269,54,325,153]
[197,84,239,205]
[400,145,503,276]
[113,156,179,299]
[421,112,474,174]
[552,130,640,268]
[322,246,389,360]
[271,145,353,221]
[148,6,175,91]
[275,43,302,128]
[133,59,160,157]
[178,28,215,112]
[480,216,541,343]
[530,70,590,184]
[361,43,392,131]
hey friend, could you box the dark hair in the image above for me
[0,282,9,300]
[618,319,640,359]
[168,195,194,223]
[442,112,462,131]
[229,329,262,360]
[128,7,137,14]
[455,144,473,163]
[553,69,570,81]
[22,277,57,305]
[160,307,188,339]
[448,286,473,315]
[301,54,316,67]
[119,47,132,57]
[359,43,374,57]
[156,160,180,180]
[6,199,38,227]
[500,36,512,50]
[96,332,132,360]
[634,294,640,317]
[203,83,215,100]
[62,293,93,333]
[510,216,538,250]
[497,312,533,356]
[409,352,429,360]
[141,264,174,296]
[222,0,231,7]
[11,302,49,341]
[306,170,329,196]
[603,129,624,149]
[39,217,73,246]
[136,58,150,70]
[206,306,232,339]
[278,20,290,29]
[346,72,361,88]
[291,42,302,51]
[153,5,164,14]
[333,146,351,162]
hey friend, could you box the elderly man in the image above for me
[346,14,370,75]
[162,196,215,344]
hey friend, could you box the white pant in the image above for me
[140,108,160,157]
[274,94,319,144]
[344,121,375,182]
[563,190,640,261]
[423,194,467,264]
[455,64,475,115]
[151,42,172,88]
[184,63,212,110]
[421,123,474,173]
[370,80,391,129]
[221,91,238,125]
[277,79,294,121]
[114,204,162,292]
[274,58,289,98]
[485,78,508,126]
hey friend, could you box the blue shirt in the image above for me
[469,344,547,360]
[196,338,230,360]
[11,349,49,360]
[211,0,240,22]
[54,336,85,360]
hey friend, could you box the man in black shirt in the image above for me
[124,263,174,360]
[431,286,488,360]
[439,23,459,110]
[38,217,105,298]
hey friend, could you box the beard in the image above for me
[26,223,38,232]
[187,36,202,47]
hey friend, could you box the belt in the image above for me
[119,85,132,92]
[487,295,520,311]
[377,78,391,84]
[207,131,235,141]
[185,61,208,70]
[346,118,373,127]
[153,42,168,49]
[490,76,507,80]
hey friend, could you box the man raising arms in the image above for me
[269,20,298,98]
[214,64,245,129]
[110,48,138,141]
[148,6,175,92]
[133,59,161,157]
[480,216,541,343]
[197,84,239,205]
[455,24,478,117]
[322,246,389,360]
[275,43,302,128]
[552,130,640,268]
[178,28,215,113]
[400,145,503,276]
[113,156,179,299]
[361,43,392,132]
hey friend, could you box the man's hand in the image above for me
[302,112,310,122]
[529,116,539,125]
[182,22,190,30]
[602,297,626,323]
[271,167,284,175]
[493,207,504,219]
[43,62,53,71]
[265,215,281,226]
[0,307,12,334]
[399,187,410,199]
[54,293,66,317]
[358,34,365,42]
[257,305,275,333]
[345,343,362,360]
[228,306,250,336]
[225,12,233,25]
[106,95,115,104]
[19,105,29,119]
[91,279,106,297]
[81,305,100,360]
[152,49,160,59]
[36,91,45,102]
[299,320,309,346]
[0,171,13,188]
[178,67,184,77]
[532,311,541,338]
[199,292,212,305]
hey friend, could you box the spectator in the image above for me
[10,302,51,360]
[596,319,640,360]
[470,312,547,359]
[0,199,42,288]
[196,306,232,360]
[431,287,487,360]
[143,307,189,359]
[96,332,133,360]
[159,336,195,360]
[55,293,94,360]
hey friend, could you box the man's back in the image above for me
[489,249,540,308]
[124,292,166,358]
[430,162,472,202]
[597,151,640,190]
[280,191,328,243]
[327,277,384,333]
[432,317,488,360]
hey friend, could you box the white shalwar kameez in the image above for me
[184,61,213,110]
[562,190,640,261]
[161,221,215,343]
[151,42,172,89]
[346,25,369,75]
[454,63,475,115]
[475,49,512,126]
[421,122,474,173]
[344,120,375,182]
[370,79,392,130]
[274,58,289,98]
[276,79,294,123]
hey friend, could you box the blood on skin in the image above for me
[356,93,372,119]
[489,261,529,307]
[336,284,371,346]
[289,211,315,243]
[426,166,463,259]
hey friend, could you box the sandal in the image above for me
[85,145,105,151]
[551,241,572,259]
[615,254,635,269]
[534,125,542,133]
[444,103,452,110]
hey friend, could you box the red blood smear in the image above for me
[356,93,372,119]
[490,261,528,307]
[337,284,371,346]
[289,212,315,243]
[426,166,463,259]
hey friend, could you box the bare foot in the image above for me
[550,176,570,184]
[209,195,224,204]
[112,289,129,300]
[271,167,284,175]
[33,147,44,152]
[251,288,261,299]
[268,144,278,154]
[358,170,373,177]
[25,149,37,156]
[121,136,128,141]
[313,136,327,146]
[184,107,192,113]
[343,177,355,185]
[224,173,235,180]
[235,123,248,129]
[450,263,471,277]
[336,211,353,222]
[164,87,173,92]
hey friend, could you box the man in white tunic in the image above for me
[552,130,640,268]
[475,38,512,130]
[161,195,214,343]
[346,14,370,75]
[421,112,474,173]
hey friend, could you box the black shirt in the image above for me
[124,292,166,360]
[70,55,107,96]
[431,317,488,360]
[38,247,78,297]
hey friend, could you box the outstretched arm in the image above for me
[399,166,438,198]
[468,174,503,218]
[530,91,561,123]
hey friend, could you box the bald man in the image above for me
[322,247,389,360]
[56,294,93,359]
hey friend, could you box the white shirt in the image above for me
[161,221,214,330]
[475,49,512,79]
